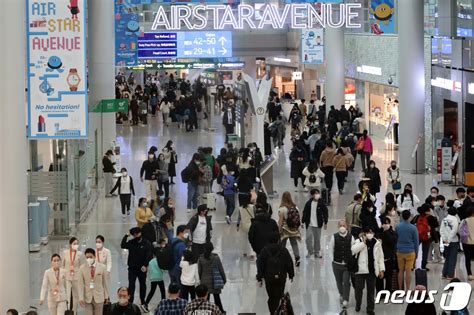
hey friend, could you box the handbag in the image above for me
[392,181,401,190]
[212,257,225,290]
[347,253,359,273]
[355,138,365,151]
[103,300,112,315]
[274,292,295,315]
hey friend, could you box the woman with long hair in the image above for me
[333,147,351,194]
[278,191,301,266]
[302,160,325,191]
[163,140,178,185]
[159,196,176,243]
[396,183,420,217]
[198,242,226,313]
[40,254,68,314]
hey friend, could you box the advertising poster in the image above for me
[369,0,396,35]
[115,0,148,67]
[301,29,324,64]
[26,0,88,139]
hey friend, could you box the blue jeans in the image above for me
[224,194,235,218]
[442,242,459,278]
[187,183,198,209]
[166,228,174,244]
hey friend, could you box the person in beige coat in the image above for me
[62,237,85,312]
[95,235,112,275]
[78,248,109,315]
[40,254,68,315]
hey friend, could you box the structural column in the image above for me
[89,0,116,155]
[0,0,30,310]
[438,0,457,37]
[398,0,425,171]
[325,25,345,109]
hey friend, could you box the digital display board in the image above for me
[137,31,232,60]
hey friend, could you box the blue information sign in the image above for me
[137,31,232,60]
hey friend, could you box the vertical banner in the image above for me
[301,29,324,64]
[369,0,396,35]
[26,0,88,139]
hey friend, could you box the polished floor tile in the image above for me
[29,112,474,314]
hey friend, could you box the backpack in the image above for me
[286,207,301,229]
[222,175,234,191]
[416,215,430,241]
[265,248,284,280]
[459,219,470,244]
[155,239,182,270]
[181,166,191,183]
[308,174,317,184]
[355,138,365,151]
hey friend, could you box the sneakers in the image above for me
[225,215,231,225]
[342,300,348,308]
[187,208,192,213]
[468,275,474,281]
[141,304,150,313]
[295,257,301,267]
[127,210,131,216]
[122,214,126,219]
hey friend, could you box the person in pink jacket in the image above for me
[360,130,373,171]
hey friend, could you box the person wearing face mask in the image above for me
[78,248,109,315]
[330,220,354,311]
[169,225,189,285]
[187,205,213,260]
[109,287,141,315]
[163,140,178,185]
[158,197,176,243]
[320,142,336,197]
[102,150,116,198]
[380,203,399,229]
[40,254,68,315]
[428,195,446,264]
[387,160,401,195]
[363,160,381,198]
[426,186,439,203]
[95,236,112,276]
[396,183,420,217]
[135,197,154,229]
[453,187,466,209]
[156,153,170,199]
[376,217,397,293]
[121,227,153,311]
[360,201,380,238]
[62,237,85,313]
[358,181,376,203]
[351,227,385,315]
[289,143,308,192]
[440,206,460,280]
[395,210,419,291]
[110,167,135,218]
[140,152,158,202]
[412,204,439,271]
[182,154,202,213]
[333,147,352,194]
[302,189,328,259]
[222,106,235,142]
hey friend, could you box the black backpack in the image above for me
[286,207,301,229]
[155,239,181,270]
[265,248,284,280]
[181,166,191,183]
[308,174,317,184]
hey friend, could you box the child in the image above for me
[179,250,199,301]
[440,207,460,279]
[144,239,166,308]
[222,171,236,224]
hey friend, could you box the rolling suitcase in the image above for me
[204,193,217,211]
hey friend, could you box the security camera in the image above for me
[388,74,396,85]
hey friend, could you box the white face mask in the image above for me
[148,155,154,160]
[183,232,189,239]
[390,210,396,216]
[339,226,347,234]
[71,244,79,251]
[314,194,321,201]
[366,233,374,240]
[86,258,95,266]
[122,172,127,177]
[96,243,103,249]
[431,193,437,198]
[118,298,128,306]
[52,261,61,269]
[368,207,374,213]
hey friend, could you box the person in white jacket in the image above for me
[302,160,325,190]
[160,99,171,127]
[440,207,460,279]
[179,250,200,301]
[396,183,420,217]
[351,227,385,315]
[40,254,68,315]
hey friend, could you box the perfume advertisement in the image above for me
[26,0,88,139]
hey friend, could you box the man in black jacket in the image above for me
[248,206,279,256]
[140,152,157,201]
[102,150,116,197]
[302,189,329,258]
[185,154,202,212]
[187,204,213,259]
[120,227,153,310]
[110,287,141,315]
[257,233,295,315]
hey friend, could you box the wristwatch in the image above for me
[67,68,81,91]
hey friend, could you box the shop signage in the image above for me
[431,77,461,92]
[301,28,324,64]
[442,146,452,181]
[357,65,382,76]
[138,31,232,59]
[151,3,361,31]
[126,61,245,71]
[292,72,303,80]
[26,0,88,139]
[468,83,474,95]
[436,139,442,175]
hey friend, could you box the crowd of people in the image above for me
[14,74,474,315]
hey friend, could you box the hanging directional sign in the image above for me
[137,31,232,59]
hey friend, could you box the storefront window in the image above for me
[367,82,399,140]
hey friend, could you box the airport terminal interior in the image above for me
[2,0,474,314]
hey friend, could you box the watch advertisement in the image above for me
[26,0,88,139]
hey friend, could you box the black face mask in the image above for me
[404,190,412,195]
[391,165,396,170]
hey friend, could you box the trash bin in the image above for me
[28,202,41,252]
[37,197,50,245]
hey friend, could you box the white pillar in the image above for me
[0,0,30,310]
[398,0,425,171]
[438,0,457,37]
[89,0,116,155]
[325,26,345,109]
